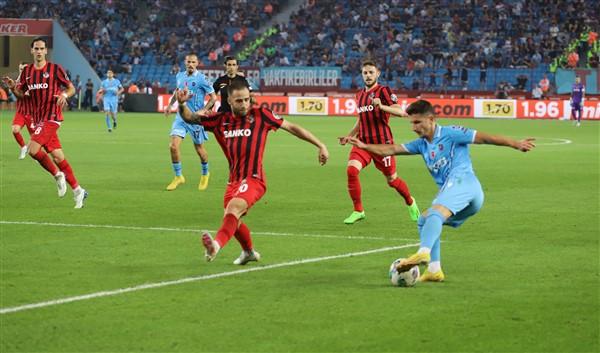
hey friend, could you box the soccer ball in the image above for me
[389,258,420,287]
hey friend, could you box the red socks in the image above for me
[347,166,363,212]
[57,160,79,189]
[215,213,239,248]
[13,132,25,147]
[388,178,413,205]
[234,223,253,251]
[32,150,59,176]
[215,214,255,251]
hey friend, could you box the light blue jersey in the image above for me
[175,70,214,112]
[101,78,122,99]
[171,70,214,144]
[402,125,476,188]
[403,124,483,227]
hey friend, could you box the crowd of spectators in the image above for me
[3,0,598,92]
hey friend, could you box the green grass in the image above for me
[0,111,598,352]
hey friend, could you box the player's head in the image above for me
[106,70,114,79]
[361,59,380,88]
[227,79,251,117]
[224,56,238,76]
[575,75,581,83]
[406,99,436,138]
[184,54,199,73]
[30,37,48,63]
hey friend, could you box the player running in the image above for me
[570,76,585,127]
[3,37,87,208]
[338,59,419,225]
[347,99,535,282]
[10,62,34,159]
[164,54,217,191]
[97,69,123,132]
[176,79,329,265]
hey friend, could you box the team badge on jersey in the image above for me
[247,115,255,123]
[438,144,444,151]
[369,92,375,99]
[43,72,50,78]
[390,93,398,103]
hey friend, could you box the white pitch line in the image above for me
[0,243,418,315]
[0,220,413,241]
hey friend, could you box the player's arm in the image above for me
[345,137,412,156]
[176,89,209,124]
[165,91,177,117]
[117,86,124,95]
[280,120,329,165]
[200,92,218,113]
[2,77,24,98]
[473,131,535,152]
[372,98,407,116]
[56,83,75,108]
[338,119,360,145]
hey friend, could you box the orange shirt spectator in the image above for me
[128,83,140,94]
[0,86,8,101]
[264,3,273,15]
[567,52,579,68]
[539,76,550,93]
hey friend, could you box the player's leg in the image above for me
[49,147,87,208]
[111,101,118,129]
[166,126,186,190]
[576,105,582,127]
[377,154,419,221]
[28,123,63,192]
[190,124,210,191]
[202,198,249,262]
[103,100,112,132]
[232,222,261,265]
[12,113,28,159]
[345,146,370,224]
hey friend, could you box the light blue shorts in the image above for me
[103,98,118,113]
[432,172,484,228]
[170,114,209,145]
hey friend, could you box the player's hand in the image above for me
[175,88,190,104]
[372,97,382,108]
[164,105,172,118]
[318,145,329,166]
[515,138,536,152]
[2,77,16,90]
[338,136,351,145]
[196,108,209,116]
[55,93,68,108]
[346,136,367,149]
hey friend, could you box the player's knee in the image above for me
[11,125,21,134]
[169,142,179,152]
[347,165,360,177]
[417,215,426,228]
[425,208,446,222]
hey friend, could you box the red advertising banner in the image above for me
[155,94,598,120]
[0,18,53,36]
[516,100,564,119]
[328,97,474,118]
[157,94,289,115]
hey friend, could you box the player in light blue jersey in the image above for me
[348,99,535,282]
[164,54,217,191]
[97,70,123,132]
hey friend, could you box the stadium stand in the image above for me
[4,0,598,92]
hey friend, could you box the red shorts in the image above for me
[349,145,396,176]
[12,112,34,133]
[223,178,266,211]
[31,121,62,153]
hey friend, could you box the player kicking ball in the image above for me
[346,99,535,282]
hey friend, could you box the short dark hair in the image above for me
[406,99,435,116]
[361,59,378,69]
[224,56,237,64]
[30,37,47,48]
[185,53,198,59]
[226,78,250,96]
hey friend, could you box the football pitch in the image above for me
[0,111,598,352]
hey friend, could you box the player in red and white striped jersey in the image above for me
[177,79,329,265]
[11,63,34,160]
[338,59,419,224]
[3,37,87,208]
